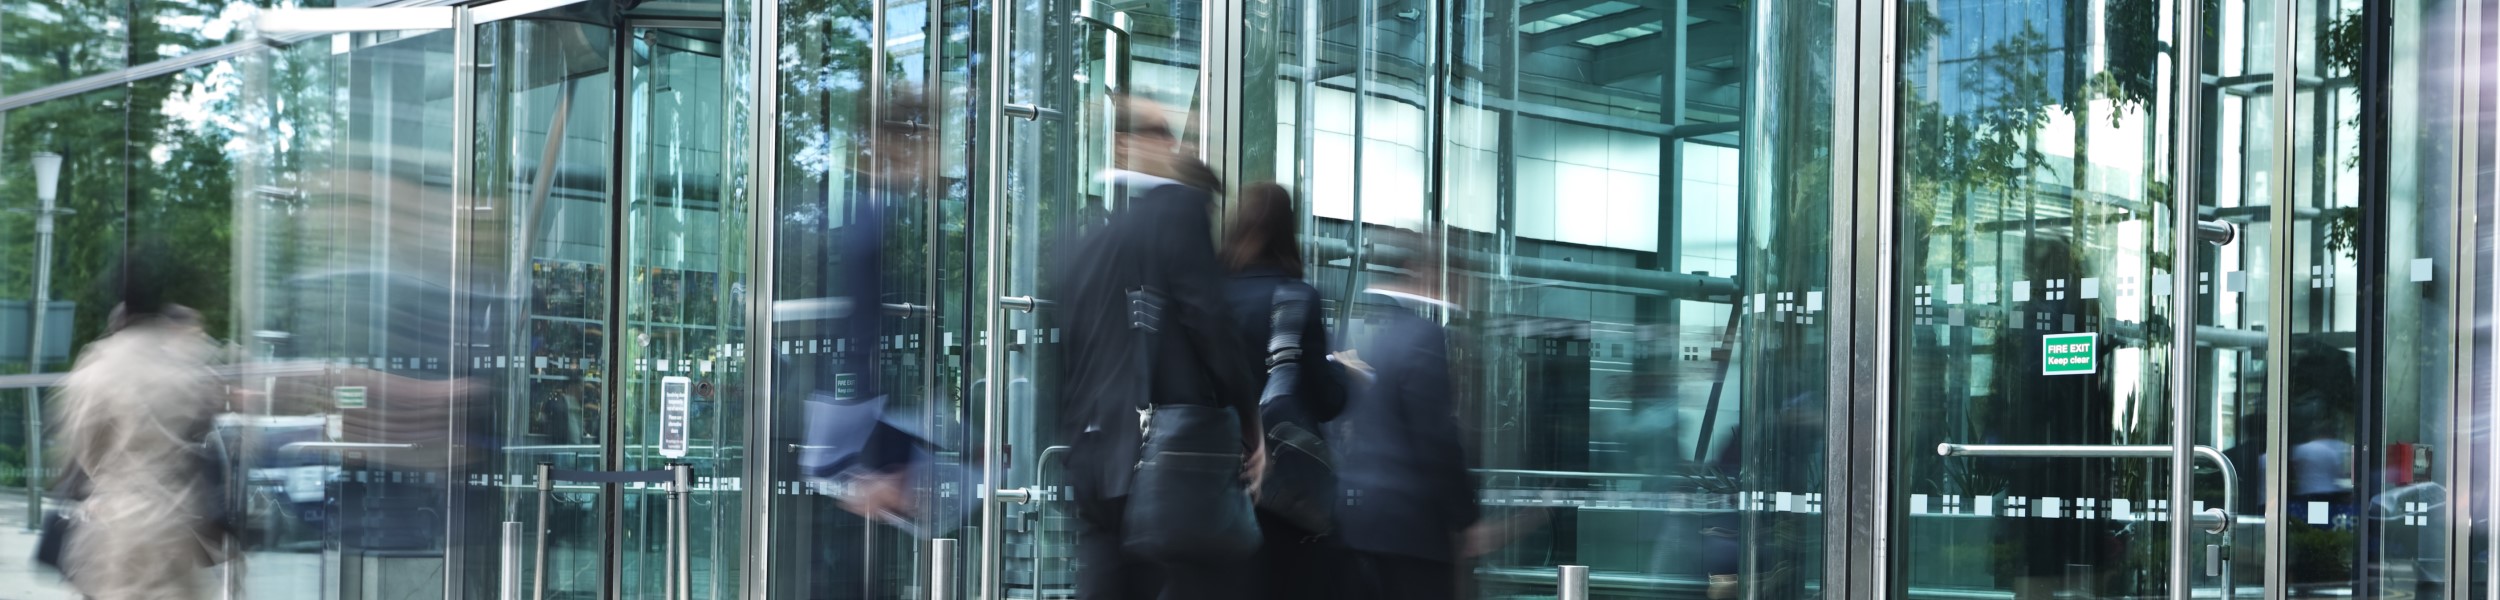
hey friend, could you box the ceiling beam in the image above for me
[1523,7,1664,53]
[1321,0,1420,34]
[1522,0,1611,23]
[1591,23,1745,86]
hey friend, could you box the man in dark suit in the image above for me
[1333,232,1478,600]
[1054,93,1263,600]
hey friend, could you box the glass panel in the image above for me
[619,24,744,600]
[0,85,126,600]
[1242,0,1832,596]
[2354,1,2466,597]
[2284,0,2467,597]
[236,27,461,600]
[1000,0,1127,594]
[765,0,973,596]
[1890,1,2206,598]
[471,14,621,599]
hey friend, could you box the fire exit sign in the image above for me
[2042,333,2096,375]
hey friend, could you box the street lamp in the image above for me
[21,152,64,529]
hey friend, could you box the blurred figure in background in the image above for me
[1055,93,1261,600]
[1333,229,1478,600]
[51,244,226,599]
[1222,183,1351,599]
[795,92,956,599]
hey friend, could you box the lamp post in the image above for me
[22,151,64,529]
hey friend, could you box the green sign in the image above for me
[834,373,858,401]
[335,386,368,409]
[2042,333,2096,375]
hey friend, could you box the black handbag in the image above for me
[1252,286,1337,534]
[34,508,73,574]
[1119,286,1261,564]
[35,460,88,575]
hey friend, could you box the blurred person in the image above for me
[1054,93,1263,600]
[1332,229,1478,600]
[792,92,963,599]
[51,245,226,599]
[1222,183,1352,599]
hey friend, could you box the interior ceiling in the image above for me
[1314,0,1751,125]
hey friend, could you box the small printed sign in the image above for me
[334,386,368,409]
[2042,333,2096,375]
[834,373,859,401]
[660,376,692,459]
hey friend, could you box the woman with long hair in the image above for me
[1221,183,1351,599]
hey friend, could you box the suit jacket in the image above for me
[1334,292,1477,562]
[1054,177,1259,501]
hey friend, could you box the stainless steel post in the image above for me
[501,521,526,600]
[977,0,1010,595]
[675,464,693,600]
[21,152,63,530]
[533,463,552,600]
[2170,0,2208,595]
[1557,564,1589,600]
[928,538,958,600]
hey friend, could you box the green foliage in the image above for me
[0,0,256,369]
[2288,524,2356,581]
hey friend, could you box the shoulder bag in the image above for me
[1252,285,1337,534]
[1119,286,1262,564]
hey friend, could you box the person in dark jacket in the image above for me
[1221,183,1351,599]
[1054,93,1264,600]
[793,93,951,599]
[1333,229,1478,600]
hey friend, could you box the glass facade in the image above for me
[0,0,2488,598]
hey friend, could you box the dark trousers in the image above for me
[1352,551,1458,600]
[1075,493,1250,600]
[1255,512,1350,600]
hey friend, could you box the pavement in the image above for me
[0,493,78,600]
[0,491,338,600]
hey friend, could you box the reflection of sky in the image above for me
[1911,0,2076,117]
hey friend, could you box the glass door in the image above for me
[239,1,744,597]
[233,18,464,600]
[472,5,745,598]
[1889,0,2259,598]
[978,0,1123,597]
[468,7,623,597]
[618,21,746,600]
[760,0,974,596]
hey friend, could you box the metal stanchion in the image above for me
[929,538,958,600]
[533,463,552,600]
[500,521,524,600]
[1558,564,1590,600]
[674,464,693,600]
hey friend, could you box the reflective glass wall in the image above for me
[1244,0,1835,596]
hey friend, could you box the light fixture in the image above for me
[31,152,61,203]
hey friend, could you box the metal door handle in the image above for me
[991,486,1035,504]
[1939,442,2239,597]
[999,296,1050,312]
[1004,104,1062,121]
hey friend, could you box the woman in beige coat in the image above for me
[53,301,224,599]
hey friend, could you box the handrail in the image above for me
[1938,443,2239,596]
[0,359,337,390]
